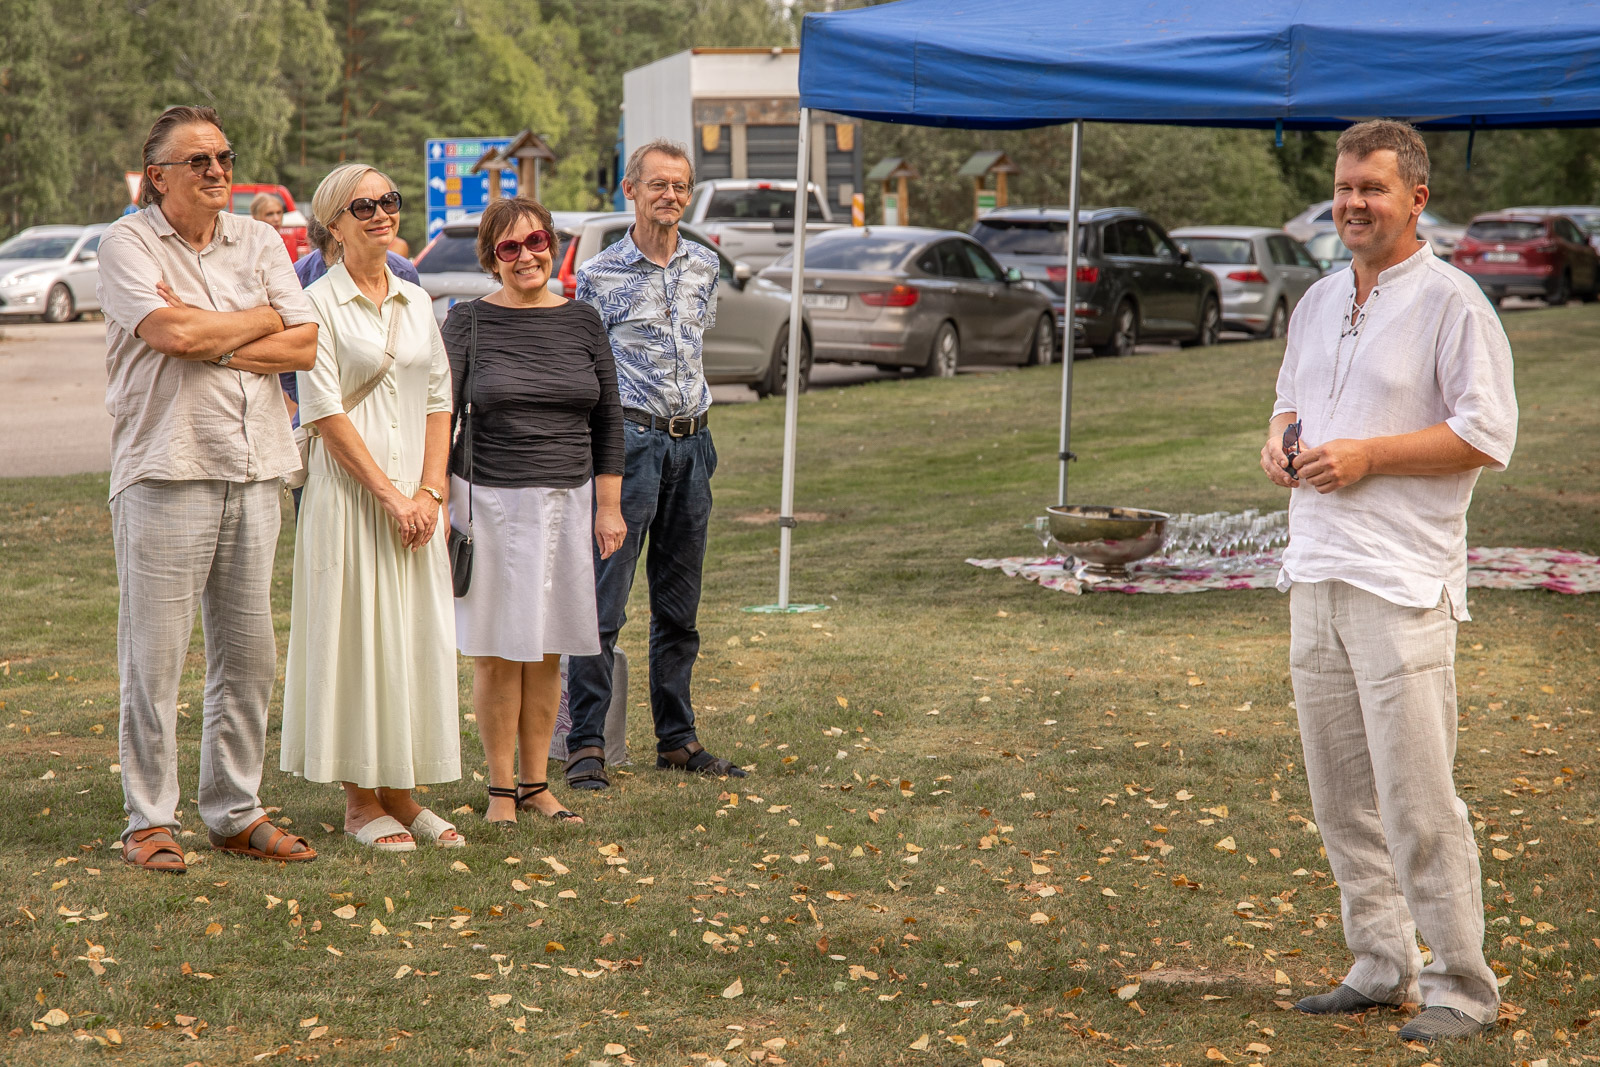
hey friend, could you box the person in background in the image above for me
[98,105,319,872]
[442,195,625,827]
[250,192,284,229]
[279,163,462,852]
[1261,120,1516,1045]
[390,234,412,260]
[564,139,744,791]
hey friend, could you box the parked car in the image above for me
[1451,211,1600,306]
[416,211,812,398]
[0,224,109,323]
[1304,230,1354,273]
[971,207,1221,356]
[759,226,1057,376]
[1169,226,1322,338]
[230,182,310,262]
[1507,206,1600,254]
[683,180,848,271]
[1284,200,1464,258]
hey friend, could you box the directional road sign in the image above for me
[425,136,518,238]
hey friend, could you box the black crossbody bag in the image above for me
[446,302,477,598]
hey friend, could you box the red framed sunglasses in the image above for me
[494,230,554,263]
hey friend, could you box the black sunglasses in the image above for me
[154,150,237,174]
[340,191,402,222]
[1282,419,1302,477]
[494,230,554,263]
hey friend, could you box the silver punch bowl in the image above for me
[1045,505,1170,578]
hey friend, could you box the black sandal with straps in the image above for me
[486,785,519,827]
[518,782,582,822]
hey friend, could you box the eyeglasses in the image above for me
[641,179,691,197]
[1282,419,1302,477]
[494,230,554,263]
[336,191,402,223]
[153,150,238,174]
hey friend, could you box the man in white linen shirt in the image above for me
[98,105,320,873]
[1260,120,1516,1045]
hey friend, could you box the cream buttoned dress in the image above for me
[280,263,460,788]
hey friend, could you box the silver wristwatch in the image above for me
[212,352,235,367]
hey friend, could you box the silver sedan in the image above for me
[0,225,109,323]
[1170,226,1322,339]
[758,227,1057,376]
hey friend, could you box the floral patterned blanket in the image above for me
[966,547,1600,596]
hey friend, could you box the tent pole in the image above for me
[775,109,811,610]
[1056,119,1082,506]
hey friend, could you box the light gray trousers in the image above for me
[112,479,281,842]
[1290,579,1499,1024]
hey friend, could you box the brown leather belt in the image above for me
[623,408,709,438]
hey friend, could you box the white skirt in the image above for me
[451,476,600,661]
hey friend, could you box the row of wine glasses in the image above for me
[1159,509,1289,566]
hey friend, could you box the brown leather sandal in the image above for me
[563,745,610,791]
[209,814,317,862]
[123,827,187,874]
[656,740,748,778]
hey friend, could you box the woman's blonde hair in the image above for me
[310,163,396,264]
[249,192,284,222]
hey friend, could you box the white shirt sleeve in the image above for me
[1437,300,1517,471]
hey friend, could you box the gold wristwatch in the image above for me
[418,484,444,505]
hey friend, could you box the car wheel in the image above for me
[919,321,959,377]
[44,284,74,324]
[1093,301,1137,357]
[1262,300,1288,340]
[1181,296,1221,348]
[1025,314,1055,366]
[758,325,812,399]
[1547,270,1572,307]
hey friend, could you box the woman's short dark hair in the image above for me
[138,105,224,207]
[476,196,556,274]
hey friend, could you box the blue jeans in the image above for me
[566,423,716,757]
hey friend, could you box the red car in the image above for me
[1451,211,1599,307]
[230,183,310,263]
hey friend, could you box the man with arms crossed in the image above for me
[100,106,320,872]
[1261,120,1515,1043]
[564,139,746,789]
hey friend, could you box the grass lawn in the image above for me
[2,304,1596,1067]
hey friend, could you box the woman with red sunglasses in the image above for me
[441,196,626,828]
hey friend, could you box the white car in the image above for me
[1284,200,1465,258]
[0,224,110,322]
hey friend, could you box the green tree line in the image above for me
[4,0,1599,248]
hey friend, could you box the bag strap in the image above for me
[342,295,403,412]
[452,301,478,530]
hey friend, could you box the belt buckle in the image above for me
[667,415,695,438]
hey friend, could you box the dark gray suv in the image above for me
[971,207,1221,356]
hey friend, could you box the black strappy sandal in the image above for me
[563,745,610,792]
[656,740,748,778]
[518,782,582,822]
[486,785,519,827]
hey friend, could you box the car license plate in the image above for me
[1483,252,1520,263]
[802,293,848,311]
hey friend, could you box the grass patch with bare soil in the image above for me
[1,306,1596,1066]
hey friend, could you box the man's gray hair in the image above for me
[625,139,694,187]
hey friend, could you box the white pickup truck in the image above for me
[683,180,849,272]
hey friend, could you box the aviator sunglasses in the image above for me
[494,230,554,263]
[1281,419,1303,477]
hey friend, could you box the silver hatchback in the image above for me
[1169,226,1322,338]
[0,224,109,323]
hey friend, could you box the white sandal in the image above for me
[407,808,466,849]
[346,815,417,852]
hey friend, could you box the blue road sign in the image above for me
[425,136,518,238]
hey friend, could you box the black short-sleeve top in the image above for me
[442,298,625,489]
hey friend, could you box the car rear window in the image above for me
[1183,238,1254,265]
[772,235,918,272]
[415,233,483,274]
[1466,220,1543,242]
[0,234,77,260]
[970,219,1086,256]
[702,188,826,222]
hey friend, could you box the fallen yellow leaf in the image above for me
[722,977,744,998]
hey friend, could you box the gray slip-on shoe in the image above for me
[1397,1005,1491,1044]
[1294,983,1391,1015]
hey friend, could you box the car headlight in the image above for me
[0,271,46,289]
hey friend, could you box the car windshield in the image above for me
[1305,232,1350,260]
[1561,212,1600,234]
[415,233,483,273]
[1419,209,1451,226]
[0,234,77,260]
[1182,238,1255,264]
[772,235,918,271]
[702,188,826,222]
[1467,220,1543,242]
[969,219,1087,256]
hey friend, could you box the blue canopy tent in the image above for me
[756,0,1600,610]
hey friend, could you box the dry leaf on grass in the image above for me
[721,977,744,998]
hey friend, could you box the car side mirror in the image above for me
[77,250,98,263]
[732,261,752,288]
[1178,245,1193,263]
[1318,258,1332,270]
[1005,266,1024,284]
